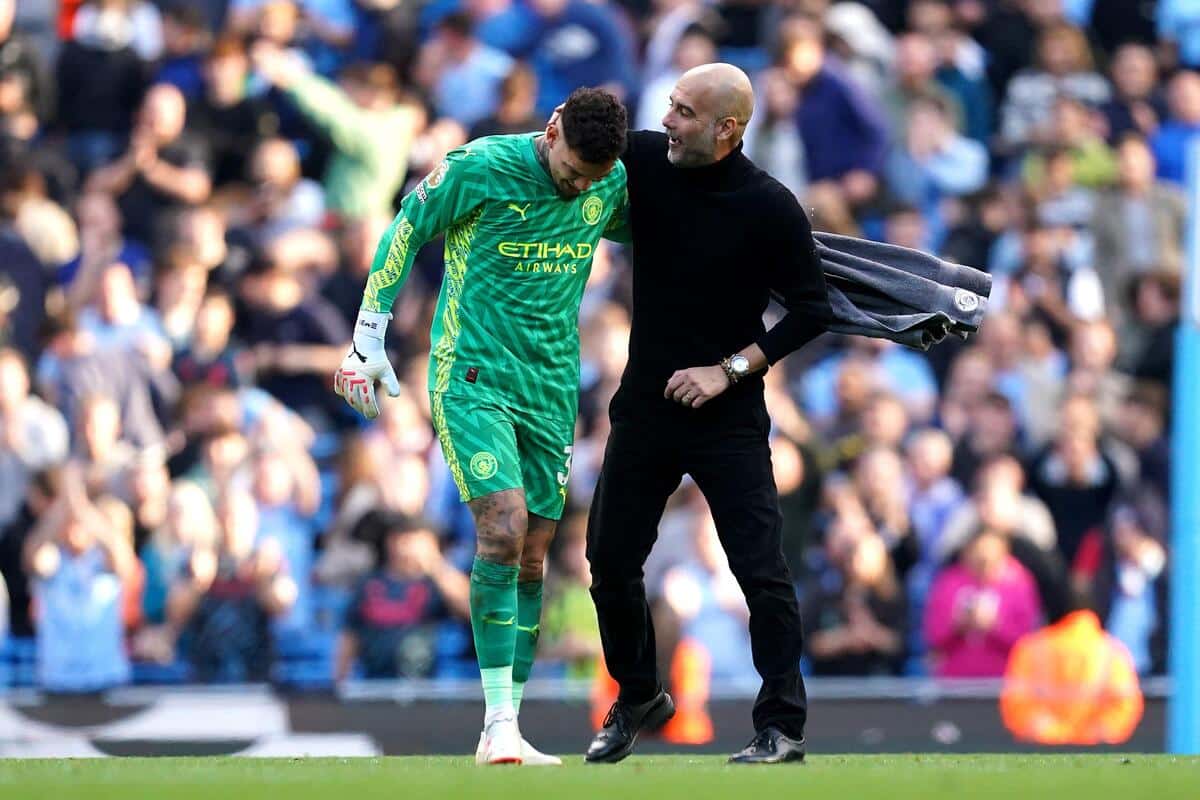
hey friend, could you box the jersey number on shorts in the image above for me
[556,445,574,486]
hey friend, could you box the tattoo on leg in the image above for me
[469,490,528,566]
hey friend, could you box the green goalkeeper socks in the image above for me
[512,681,525,715]
[512,580,544,714]
[470,557,519,722]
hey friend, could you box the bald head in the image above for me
[140,84,187,144]
[663,62,755,166]
[680,63,755,127]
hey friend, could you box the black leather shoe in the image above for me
[585,691,675,763]
[728,727,806,764]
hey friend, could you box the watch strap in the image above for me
[720,356,740,384]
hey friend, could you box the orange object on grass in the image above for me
[1000,610,1144,745]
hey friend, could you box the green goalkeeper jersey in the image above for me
[362,133,628,420]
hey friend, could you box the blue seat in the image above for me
[1,637,37,687]
[131,659,191,684]
[272,628,338,689]
[312,584,355,631]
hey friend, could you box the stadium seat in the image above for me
[1,637,37,688]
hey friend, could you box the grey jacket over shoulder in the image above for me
[812,233,992,351]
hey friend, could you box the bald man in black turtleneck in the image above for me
[583,64,831,765]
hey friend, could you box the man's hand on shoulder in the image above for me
[333,309,400,420]
[665,366,731,408]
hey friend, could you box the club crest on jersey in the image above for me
[426,159,450,189]
[470,451,499,480]
[582,195,604,225]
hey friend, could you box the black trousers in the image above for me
[586,408,808,738]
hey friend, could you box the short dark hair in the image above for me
[164,3,207,32]
[209,34,247,62]
[339,62,399,99]
[1116,130,1150,150]
[560,87,627,165]
[438,11,474,37]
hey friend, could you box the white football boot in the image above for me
[475,731,562,766]
[479,715,523,765]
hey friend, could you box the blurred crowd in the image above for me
[0,0,1182,692]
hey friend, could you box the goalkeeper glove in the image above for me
[333,308,401,420]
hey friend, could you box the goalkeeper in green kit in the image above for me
[333,89,629,765]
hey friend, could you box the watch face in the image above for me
[731,355,750,374]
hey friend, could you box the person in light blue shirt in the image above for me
[1098,502,1168,675]
[801,338,940,431]
[660,516,758,684]
[250,449,318,632]
[77,262,170,356]
[886,93,989,249]
[1159,0,1200,69]
[1150,70,1200,184]
[430,12,514,128]
[25,468,136,692]
[1061,0,1094,27]
[519,0,635,116]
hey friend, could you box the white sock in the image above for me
[481,666,516,727]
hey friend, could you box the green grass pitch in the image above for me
[1,755,1197,800]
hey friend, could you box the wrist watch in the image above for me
[721,354,751,384]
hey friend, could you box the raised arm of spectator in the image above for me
[22,484,68,579]
[254,538,299,617]
[428,554,471,620]
[86,135,211,206]
[985,577,1042,652]
[287,446,322,517]
[923,137,990,196]
[251,42,424,161]
[86,491,138,583]
[258,294,350,380]
[138,148,213,206]
[293,72,424,161]
[166,547,217,633]
[258,572,298,617]
[923,569,966,651]
[334,630,359,683]
[66,248,111,313]
[807,625,859,661]
[85,141,146,197]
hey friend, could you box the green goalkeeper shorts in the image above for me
[430,391,575,520]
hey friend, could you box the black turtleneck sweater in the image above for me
[611,130,831,425]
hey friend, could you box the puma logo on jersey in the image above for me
[507,203,531,221]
